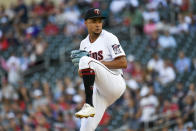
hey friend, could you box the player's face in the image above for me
[85,18,103,35]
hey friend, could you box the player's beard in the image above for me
[93,32,101,36]
[93,29,102,37]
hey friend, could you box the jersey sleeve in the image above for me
[79,41,84,50]
[107,34,125,59]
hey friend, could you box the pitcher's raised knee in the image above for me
[79,56,92,69]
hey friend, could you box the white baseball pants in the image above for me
[79,56,126,131]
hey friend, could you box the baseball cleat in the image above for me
[75,103,95,118]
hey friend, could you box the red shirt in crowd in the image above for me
[44,23,59,36]
[0,37,9,51]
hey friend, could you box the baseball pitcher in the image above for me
[71,8,127,131]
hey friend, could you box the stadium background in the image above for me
[0,0,196,131]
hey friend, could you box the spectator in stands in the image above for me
[63,1,80,24]
[153,59,174,93]
[19,51,30,72]
[142,5,160,23]
[189,15,196,33]
[180,0,190,12]
[162,98,180,121]
[18,83,30,111]
[131,61,144,83]
[63,22,79,37]
[122,89,139,131]
[55,5,67,25]
[32,36,48,56]
[6,112,21,131]
[177,14,191,33]
[129,7,144,35]
[25,23,41,39]
[187,83,196,97]
[0,5,5,23]
[148,31,159,49]
[158,30,176,49]
[53,111,65,130]
[144,19,156,36]
[54,111,65,130]
[123,54,135,79]
[156,18,170,31]
[0,34,10,51]
[57,95,70,111]
[32,89,49,111]
[44,21,59,36]
[32,80,42,90]
[6,31,20,47]
[65,112,77,131]
[64,76,74,89]
[54,79,64,100]
[182,95,195,123]
[174,117,186,131]
[0,13,10,33]
[175,51,191,73]
[4,4,15,22]
[1,78,18,101]
[149,0,168,9]
[32,1,45,17]
[14,0,28,23]
[6,53,22,85]
[137,86,159,130]
[184,121,194,131]
[40,0,54,14]
[174,82,186,110]
[126,78,139,92]
[169,23,180,35]
[42,81,52,98]
[192,57,196,70]
[157,59,176,86]
[34,112,51,131]
[147,53,164,73]
[65,86,76,105]
[109,0,127,14]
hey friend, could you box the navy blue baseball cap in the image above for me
[84,8,106,20]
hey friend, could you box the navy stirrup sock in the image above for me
[81,68,95,107]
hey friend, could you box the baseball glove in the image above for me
[70,50,89,67]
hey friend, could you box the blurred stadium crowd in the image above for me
[0,0,196,131]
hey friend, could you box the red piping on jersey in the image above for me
[88,60,119,76]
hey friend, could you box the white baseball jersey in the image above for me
[79,29,126,75]
[78,29,126,131]
[140,95,159,122]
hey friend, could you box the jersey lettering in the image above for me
[89,50,103,60]
[92,52,98,60]
[98,51,103,60]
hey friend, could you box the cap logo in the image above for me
[94,9,100,15]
